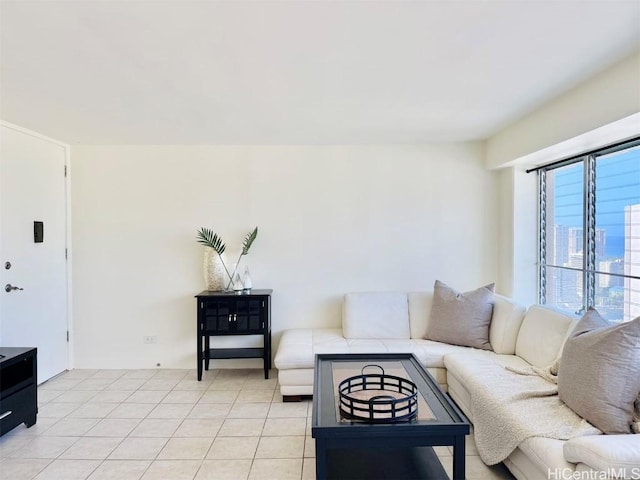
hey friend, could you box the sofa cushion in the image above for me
[344,338,388,353]
[515,305,575,368]
[274,328,346,370]
[274,328,313,370]
[425,280,494,350]
[517,438,577,476]
[342,292,410,339]
[489,295,527,355]
[314,334,350,355]
[445,351,539,422]
[558,308,640,434]
[412,339,481,368]
[504,439,576,480]
[444,351,531,385]
[564,434,640,472]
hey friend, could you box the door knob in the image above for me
[5,284,24,292]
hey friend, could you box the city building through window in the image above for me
[538,138,640,322]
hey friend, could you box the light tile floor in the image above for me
[0,368,515,480]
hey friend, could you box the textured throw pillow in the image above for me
[634,394,640,434]
[425,280,495,350]
[558,308,640,434]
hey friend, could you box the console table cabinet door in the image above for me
[203,300,231,332]
[235,299,265,332]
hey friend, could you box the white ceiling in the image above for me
[1,0,638,145]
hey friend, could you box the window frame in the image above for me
[537,137,640,316]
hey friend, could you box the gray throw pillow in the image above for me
[558,308,640,434]
[425,280,495,350]
[634,394,640,434]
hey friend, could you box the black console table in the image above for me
[195,289,272,381]
[0,347,37,436]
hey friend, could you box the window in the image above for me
[538,138,640,322]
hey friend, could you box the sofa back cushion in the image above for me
[515,305,576,367]
[342,292,410,339]
[489,295,527,354]
[408,291,434,339]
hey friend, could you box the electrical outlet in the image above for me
[143,335,157,344]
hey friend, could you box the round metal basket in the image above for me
[338,364,418,423]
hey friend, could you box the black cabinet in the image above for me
[196,290,272,381]
[0,347,37,436]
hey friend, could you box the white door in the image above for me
[0,124,69,382]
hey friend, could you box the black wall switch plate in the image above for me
[34,221,44,243]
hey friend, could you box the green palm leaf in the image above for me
[241,227,258,255]
[196,227,226,255]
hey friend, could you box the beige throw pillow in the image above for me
[425,280,495,350]
[634,395,640,434]
[558,308,640,434]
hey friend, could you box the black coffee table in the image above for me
[312,353,470,480]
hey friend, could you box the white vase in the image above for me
[242,265,252,292]
[230,262,244,292]
[203,248,227,291]
[232,272,244,292]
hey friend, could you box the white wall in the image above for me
[496,167,538,306]
[486,51,640,169]
[496,168,514,298]
[71,144,498,369]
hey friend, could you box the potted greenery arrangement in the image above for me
[196,226,258,292]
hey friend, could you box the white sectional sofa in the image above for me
[274,291,640,480]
